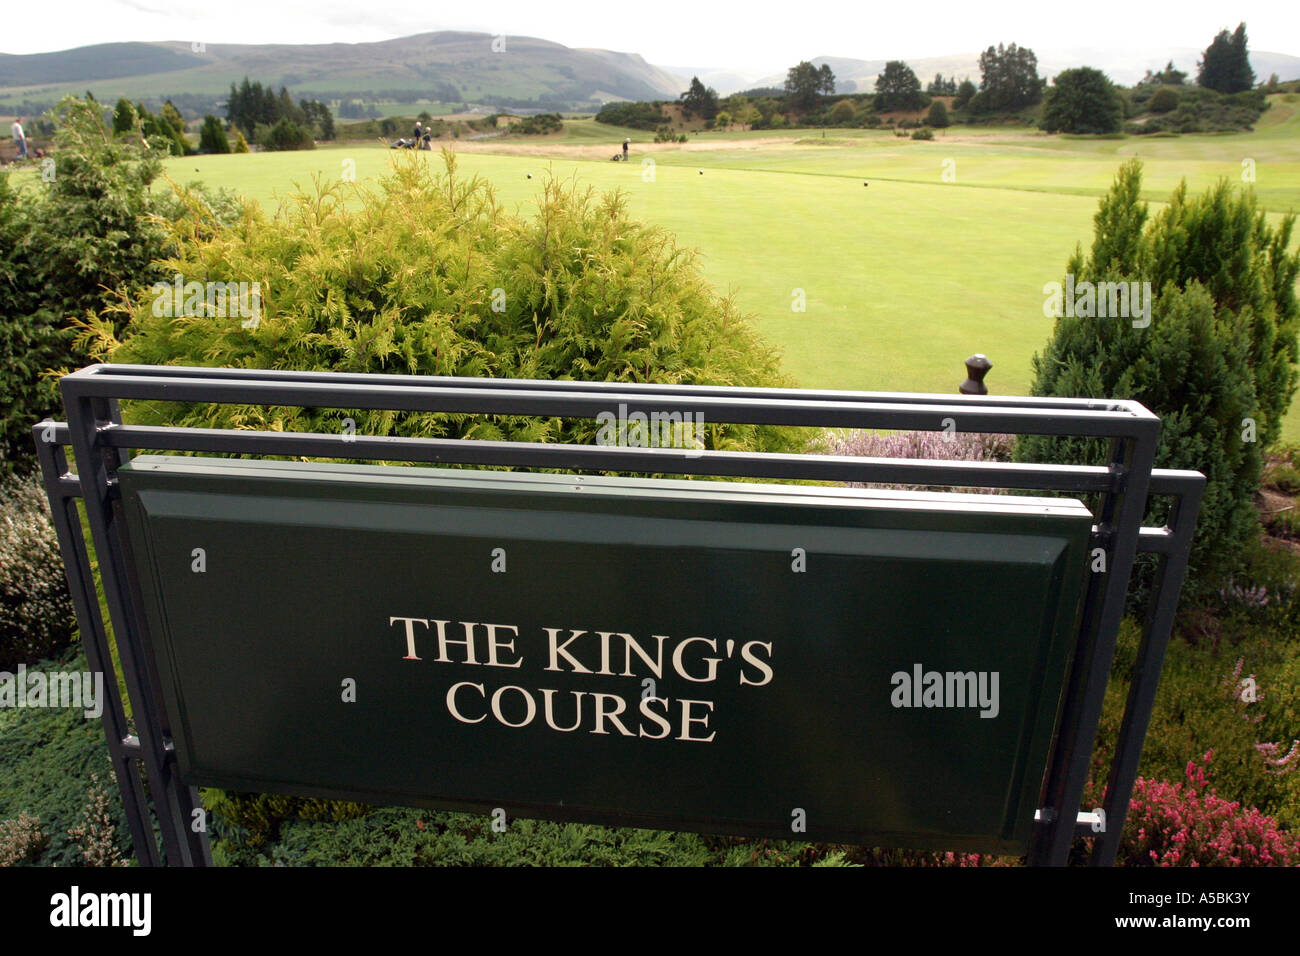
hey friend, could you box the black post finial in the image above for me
[960,354,992,395]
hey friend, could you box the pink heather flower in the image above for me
[1118,757,1300,866]
[825,429,1015,493]
[1257,739,1300,776]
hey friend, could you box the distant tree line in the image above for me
[1126,86,1267,135]
[875,61,924,111]
[111,98,192,155]
[338,100,383,119]
[680,77,720,120]
[1040,22,1264,135]
[366,83,463,104]
[514,112,563,135]
[785,61,836,109]
[1197,23,1255,94]
[926,74,960,95]
[971,43,1043,111]
[1139,61,1187,87]
[225,77,335,144]
[595,101,667,130]
[598,22,1273,138]
[1040,68,1122,134]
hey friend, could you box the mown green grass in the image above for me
[162,98,1300,440]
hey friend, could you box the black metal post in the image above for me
[60,390,211,866]
[1091,470,1205,865]
[33,425,160,865]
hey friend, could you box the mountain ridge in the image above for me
[2,32,1296,113]
[0,31,685,110]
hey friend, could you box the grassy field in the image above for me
[160,97,1300,440]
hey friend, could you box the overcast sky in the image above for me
[4,0,1297,68]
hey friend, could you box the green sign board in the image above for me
[118,455,1092,854]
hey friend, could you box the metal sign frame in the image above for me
[33,363,1204,867]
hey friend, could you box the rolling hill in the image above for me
[0,32,685,112]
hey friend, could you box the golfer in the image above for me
[11,117,27,160]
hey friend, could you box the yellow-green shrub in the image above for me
[83,150,797,456]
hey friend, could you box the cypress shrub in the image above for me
[1019,159,1299,600]
[0,97,169,473]
[0,173,56,472]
